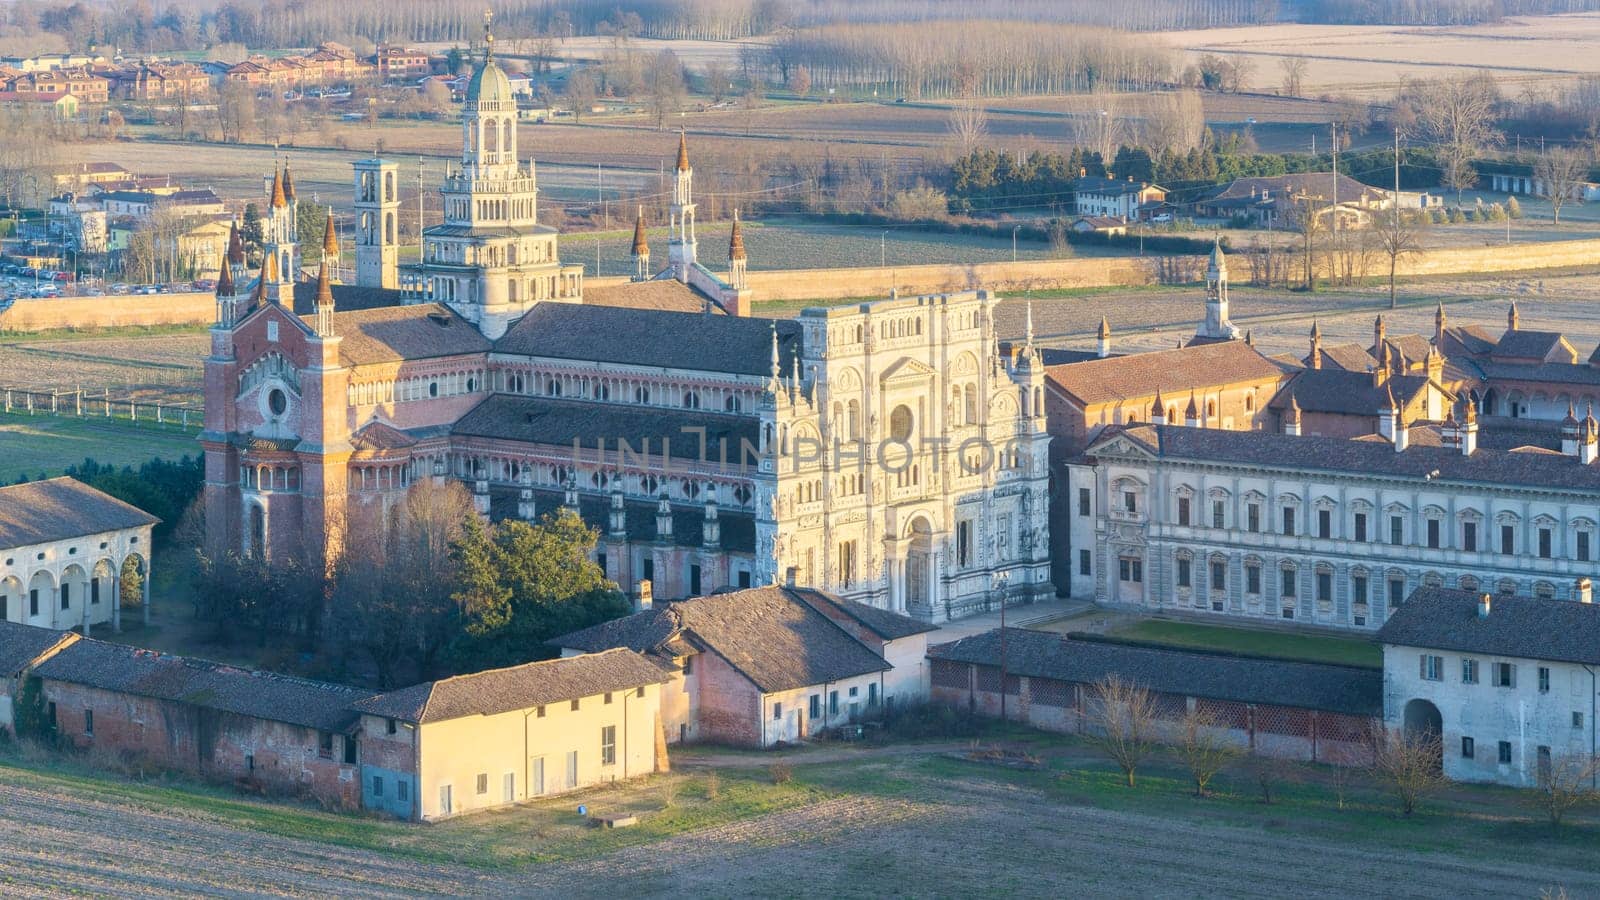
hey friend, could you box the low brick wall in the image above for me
[930,659,1375,766]
[0,292,214,332]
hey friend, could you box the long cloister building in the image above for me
[199,32,1051,621]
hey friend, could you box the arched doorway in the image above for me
[905,517,934,614]
[1403,698,1442,738]
[1403,698,1445,773]
[0,575,20,622]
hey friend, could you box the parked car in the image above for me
[1150,212,1173,223]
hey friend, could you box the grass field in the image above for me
[3,731,1599,895]
[1104,619,1382,668]
[0,413,200,483]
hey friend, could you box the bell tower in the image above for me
[353,157,400,289]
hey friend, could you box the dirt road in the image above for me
[2,765,1595,898]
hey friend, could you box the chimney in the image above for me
[1097,316,1112,359]
[1577,577,1593,604]
[1561,402,1581,456]
[1460,401,1479,456]
[635,579,653,612]
[1393,412,1410,452]
[1478,592,1491,619]
[1283,394,1303,436]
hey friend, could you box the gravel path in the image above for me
[5,766,1597,898]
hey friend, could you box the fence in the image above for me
[1,385,202,431]
[931,658,1377,766]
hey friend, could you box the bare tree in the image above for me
[1529,753,1600,829]
[1144,90,1204,153]
[1176,707,1242,797]
[702,59,732,104]
[1088,675,1158,787]
[1378,209,1423,309]
[1370,726,1446,817]
[1288,192,1327,291]
[1534,146,1590,225]
[1405,74,1502,207]
[332,479,475,687]
[947,94,989,159]
[646,49,688,131]
[1280,57,1308,98]
[1073,90,1125,163]
[566,69,598,124]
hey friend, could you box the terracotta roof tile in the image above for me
[1045,341,1288,407]
[0,477,158,548]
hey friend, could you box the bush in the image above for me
[1507,196,1524,219]
[703,771,720,801]
[1431,207,1449,225]
[1486,203,1507,222]
[887,186,952,221]
[769,761,793,785]
[1447,207,1466,224]
[881,702,986,740]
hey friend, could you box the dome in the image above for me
[466,58,513,105]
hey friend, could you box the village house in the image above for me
[1068,215,1129,236]
[350,649,668,821]
[1378,586,1600,786]
[0,478,156,635]
[1190,173,1391,228]
[1066,403,1600,632]
[554,585,937,748]
[29,632,369,808]
[51,162,135,191]
[930,628,1380,764]
[375,46,434,81]
[1074,175,1168,221]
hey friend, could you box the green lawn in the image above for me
[0,412,201,483]
[1107,619,1383,669]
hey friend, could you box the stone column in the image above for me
[111,571,121,634]
[142,561,151,627]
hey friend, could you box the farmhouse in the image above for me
[30,635,370,808]
[1378,586,1600,787]
[350,649,668,820]
[929,628,1380,763]
[1190,173,1390,228]
[1074,175,1167,220]
[0,478,157,635]
[554,585,937,748]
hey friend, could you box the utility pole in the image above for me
[1331,121,1339,241]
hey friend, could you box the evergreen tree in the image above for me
[240,203,264,264]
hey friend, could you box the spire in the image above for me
[282,160,296,201]
[1310,318,1321,341]
[1097,315,1110,340]
[631,206,648,256]
[1245,329,1254,347]
[269,166,286,209]
[1185,391,1198,420]
[1150,388,1164,420]
[321,208,338,257]
[769,322,780,383]
[1508,300,1520,332]
[1565,400,1579,426]
[1024,300,1035,348]
[1384,380,1397,413]
[675,128,690,172]
[215,259,234,296]
[314,261,335,336]
[226,220,244,265]
[483,8,495,64]
[728,209,747,261]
